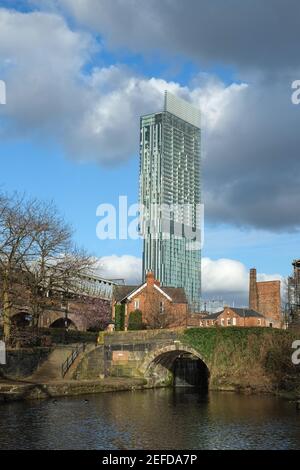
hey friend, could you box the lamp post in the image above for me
[63,289,69,343]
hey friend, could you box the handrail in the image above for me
[61,343,86,378]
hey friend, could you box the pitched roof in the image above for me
[113,284,188,304]
[113,285,138,302]
[230,307,264,318]
[202,307,264,320]
[160,286,187,304]
[201,311,221,320]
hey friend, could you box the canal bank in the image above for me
[1,327,300,403]
[0,377,148,402]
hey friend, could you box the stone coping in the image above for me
[0,377,148,402]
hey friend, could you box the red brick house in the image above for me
[112,272,188,329]
[199,307,266,328]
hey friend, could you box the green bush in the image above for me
[128,309,144,330]
[182,327,299,383]
[115,304,125,331]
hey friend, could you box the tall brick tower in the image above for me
[249,268,258,311]
[248,267,281,326]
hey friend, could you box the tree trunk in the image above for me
[2,271,11,342]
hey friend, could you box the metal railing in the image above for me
[61,343,86,378]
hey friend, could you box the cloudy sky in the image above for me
[0,0,299,305]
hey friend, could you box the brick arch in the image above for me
[11,311,32,327]
[139,342,210,377]
[49,318,78,330]
[41,310,84,330]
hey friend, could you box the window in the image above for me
[134,299,140,310]
[206,320,209,326]
[232,317,237,326]
[221,318,224,326]
[257,319,261,326]
[159,301,165,314]
[227,318,231,326]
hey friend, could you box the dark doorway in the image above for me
[173,354,209,390]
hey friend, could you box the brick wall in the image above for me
[200,307,266,328]
[256,281,281,324]
[0,275,111,332]
[249,268,281,327]
[117,273,188,329]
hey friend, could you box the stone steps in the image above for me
[64,343,96,380]
[30,345,76,381]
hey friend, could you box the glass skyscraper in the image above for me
[139,91,201,311]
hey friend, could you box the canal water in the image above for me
[0,389,299,450]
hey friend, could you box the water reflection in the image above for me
[0,389,299,450]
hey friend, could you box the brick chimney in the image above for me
[249,268,258,310]
[145,271,160,287]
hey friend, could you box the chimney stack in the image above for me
[249,268,258,310]
[145,271,160,287]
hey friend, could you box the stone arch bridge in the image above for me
[75,330,210,388]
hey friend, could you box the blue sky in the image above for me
[1,1,300,303]
[0,138,297,277]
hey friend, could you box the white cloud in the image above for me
[202,257,248,295]
[202,257,283,306]
[94,254,283,307]
[95,254,142,285]
[1,7,300,231]
[0,8,246,165]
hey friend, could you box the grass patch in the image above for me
[182,327,300,393]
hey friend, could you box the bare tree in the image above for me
[0,192,39,342]
[24,213,96,330]
[22,201,73,327]
[0,191,96,343]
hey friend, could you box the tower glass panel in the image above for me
[139,92,201,311]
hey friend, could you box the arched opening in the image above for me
[174,353,209,389]
[143,346,209,392]
[49,318,77,330]
[11,312,32,327]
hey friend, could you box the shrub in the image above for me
[115,304,125,331]
[128,309,144,330]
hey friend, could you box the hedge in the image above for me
[128,309,144,331]
[115,304,125,331]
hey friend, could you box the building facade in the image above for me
[199,307,266,328]
[139,91,201,311]
[287,259,300,327]
[249,268,281,328]
[112,272,188,330]
[0,271,117,332]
